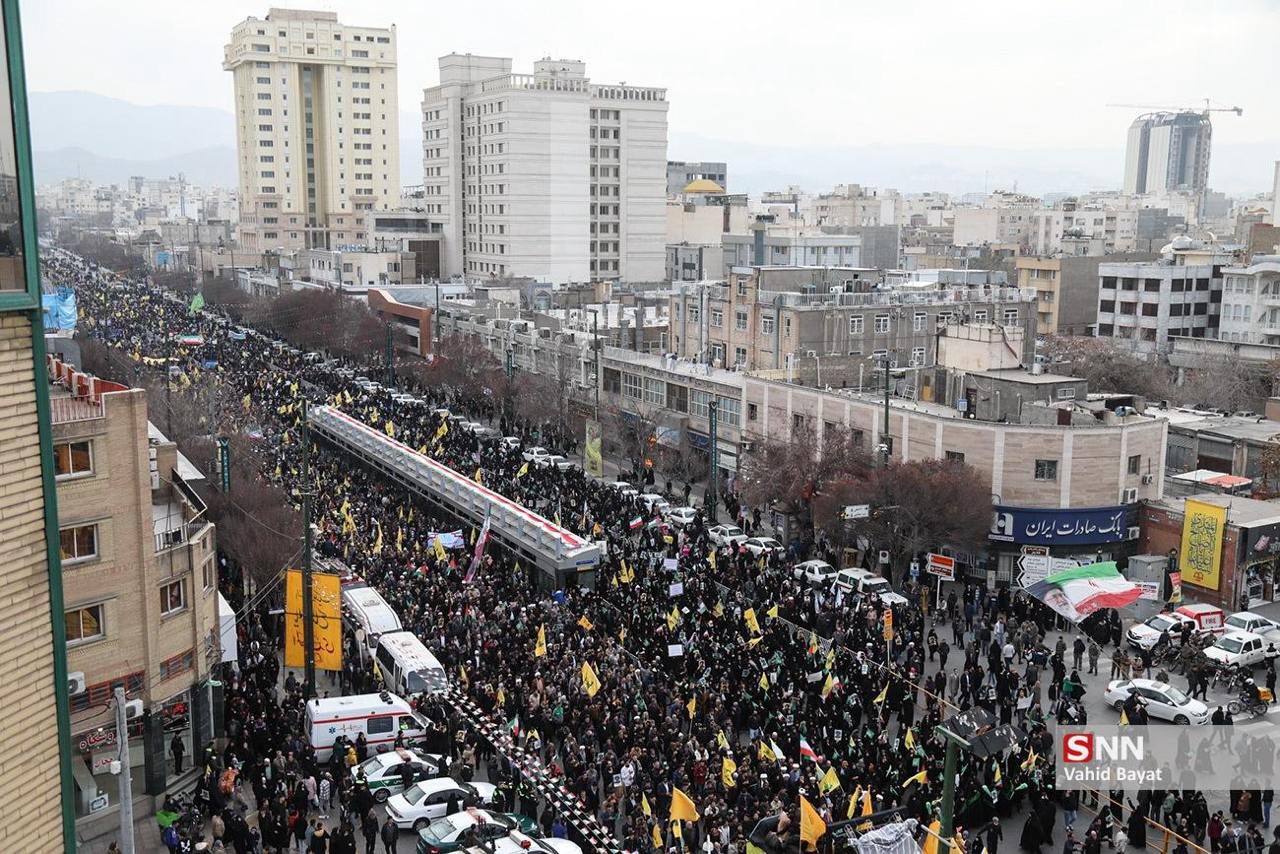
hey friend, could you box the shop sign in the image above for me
[89,794,109,813]
[1242,520,1280,560]
[991,505,1134,546]
[76,727,117,753]
[91,751,116,774]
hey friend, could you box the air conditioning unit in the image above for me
[1127,526,1141,541]
[123,699,144,720]
[1121,487,1138,503]
[1141,474,1153,485]
[806,350,818,358]
[68,671,86,696]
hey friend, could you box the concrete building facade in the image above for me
[1218,255,1280,344]
[1015,253,1155,336]
[47,359,220,833]
[421,55,668,284]
[224,8,401,252]
[1123,111,1213,196]
[1095,260,1222,353]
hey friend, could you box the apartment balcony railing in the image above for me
[49,395,105,425]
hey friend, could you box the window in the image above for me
[874,314,890,333]
[621,373,642,400]
[735,310,748,331]
[367,715,394,735]
[54,439,92,478]
[734,346,747,367]
[710,309,723,328]
[911,347,926,365]
[643,377,666,406]
[747,403,758,421]
[1034,459,1058,481]
[1128,454,1141,475]
[1003,308,1019,324]
[973,309,988,323]
[202,558,215,592]
[602,368,621,394]
[784,316,792,338]
[849,315,864,335]
[60,523,98,563]
[761,315,775,335]
[912,312,926,331]
[945,451,965,463]
[160,578,187,616]
[160,649,195,681]
[688,305,700,323]
[65,604,104,644]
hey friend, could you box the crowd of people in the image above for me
[57,248,1280,854]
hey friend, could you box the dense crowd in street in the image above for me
[57,249,1280,854]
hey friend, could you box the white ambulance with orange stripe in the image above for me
[305,691,432,762]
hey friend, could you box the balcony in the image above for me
[154,470,208,554]
[49,394,105,425]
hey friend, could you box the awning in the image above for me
[218,593,238,664]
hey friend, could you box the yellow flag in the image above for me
[581,661,601,698]
[496,686,505,707]
[517,462,529,479]
[671,820,682,840]
[242,394,251,412]
[578,615,594,631]
[434,421,448,441]
[800,796,827,851]
[721,756,737,788]
[708,549,717,570]
[758,740,777,762]
[716,730,729,751]
[922,819,943,854]
[713,601,724,618]
[669,787,699,822]
[534,624,547,658]
[820,673,835,700]
[384,420,395,438]
[1119,708,1129,726]
[459,665,469,688]
[767,603,779,619]
[848,786,862,820]
[808,630,819,655]
[825,647,836,671]
[619,627,627,644]
[744,608,760,635]
[433,536,447,561]
[667,606,680,631]
[651,823,662,850]
[862,788,874,818]
[758,672,769,691]
[686,697,696,719]
[818,766,841,796]
[903,769,928,787]
[873,683,888,704]
[747,636,763,649]
[474,467,483,484]
[395,527,404,553]
[372,521,383,555]
[994,761,1003,785]
[641,793,652,818]
[1021,747,1038,771]
[905,728,916,750]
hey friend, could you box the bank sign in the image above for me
[991,505,1136,546]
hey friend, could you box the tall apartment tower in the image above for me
[1122,111,1212,196]
[224,8,400,252]
[421,55,668,284]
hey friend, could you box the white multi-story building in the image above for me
[1219,256,1280,345]
[223,8,401,252]
[421,54,668,284]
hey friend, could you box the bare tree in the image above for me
[1040,335,1174,400]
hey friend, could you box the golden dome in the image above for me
[682,178,725,194]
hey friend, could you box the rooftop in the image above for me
[601,347,745,388]
[1150,492,1280,527]
[969,368,1082,385]
[1165,414,1280,443]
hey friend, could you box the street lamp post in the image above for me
[879,356,892,466]
[708,398,719,523]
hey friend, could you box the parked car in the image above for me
[743,537,784,558]
[1125,612,1195,651]
[707,524,748,549]
[352,748,445,802]
[793,560,838,586]
[385,779,498,832]
[666,506,699,528]
[1102,678,1210,725]
[833,568,909,607]
[606,480,640,499]
[534,454,566,470]
[640,494,671,516]
[1202,630,1271,669]
[521,446,551,463]
[1224,611,1280,642]
[499,436,522,452]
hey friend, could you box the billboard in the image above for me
[1178,499,1226,591]
[584,418,603,477]
[284,569,342,671]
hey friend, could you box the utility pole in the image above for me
[434,279,441,349]
[708,398,719,523]
[881,357,892,466]
[589,308,600,419]
[301,398,316,699]
[113,686,135,853]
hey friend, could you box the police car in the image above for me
[415,809,538,854]
[466,832,583,854]
[352,748,446,802]
[386,778,498,831]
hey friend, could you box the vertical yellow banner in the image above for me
[1178,499,1226,591]
[284,569,344,670]
[584,419,603,478]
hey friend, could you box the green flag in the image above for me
[188,292,205,315]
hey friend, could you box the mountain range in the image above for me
[28,91,1279,196]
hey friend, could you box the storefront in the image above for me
[69,717,146,819]
[989,504,1139,588]
[1239,520,1280,607]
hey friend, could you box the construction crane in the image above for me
[1106,99,1242,117]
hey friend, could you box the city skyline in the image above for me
[19,0,1280,159]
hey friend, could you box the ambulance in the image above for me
[305,691,432,762]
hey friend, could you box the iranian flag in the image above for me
[508,715,521,739]
[799,737,819,762]
[1024,561,1141,623]
[628,516,644,531]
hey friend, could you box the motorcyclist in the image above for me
[1242,677,1263,707]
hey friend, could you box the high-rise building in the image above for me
[1122,111,1212,196]
[421,54,668,284]
[224,8,401,252]
[0,0,76,846]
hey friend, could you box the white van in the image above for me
[342,584,403,660]
[305,691,431,762]
[375,631,449,697]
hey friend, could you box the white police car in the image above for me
[352,747,445,802]
[386,778,498,832]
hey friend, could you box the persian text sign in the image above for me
[1178,499,1226,591]
[284,570,343,671]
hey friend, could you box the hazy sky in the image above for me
[19,0,1280,152]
